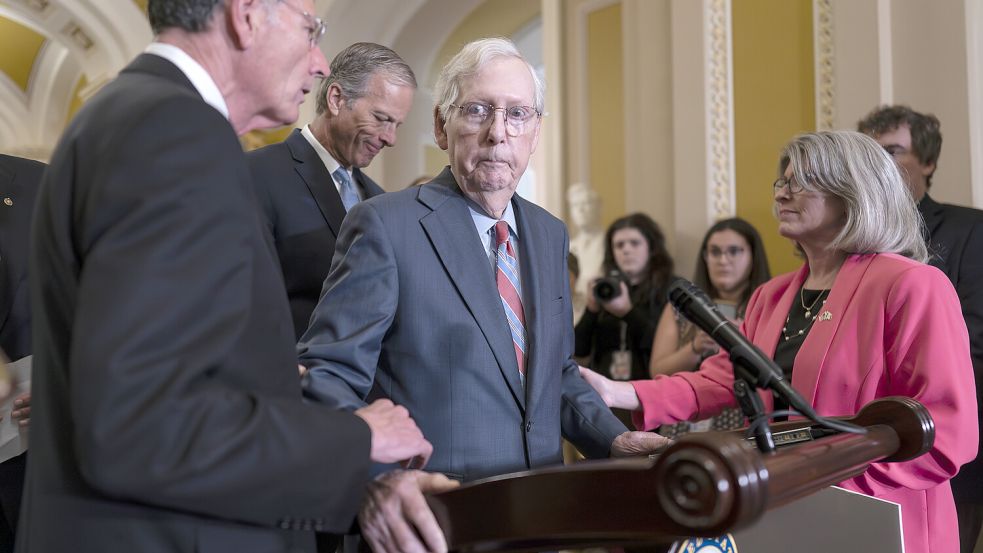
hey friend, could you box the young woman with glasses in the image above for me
[649,218,770,435]
[650,218,771,377]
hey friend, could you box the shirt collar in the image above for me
[144,42,229,120]
[467,198,518,239]
[301,124,345,176]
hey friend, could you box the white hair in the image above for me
[779,130,928,262]
[433,37,545,121]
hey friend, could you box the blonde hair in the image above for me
[779,130,927,262]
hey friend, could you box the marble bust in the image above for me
[567,182,605,318]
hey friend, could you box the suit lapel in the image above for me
[285,130,347,237]
[919,194,945,237]
[918,195,949,270]
[354,169,385,199]
[790,254,875,407]
[418,169,526,410]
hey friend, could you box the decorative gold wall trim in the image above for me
[814,0,835,130]
[705,0,734,220]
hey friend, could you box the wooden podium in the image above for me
[425,396,931,552]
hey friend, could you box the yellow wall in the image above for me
[425,144,447,179]
[0,18,46,92]
[733,0,815,275]
[240,127,293,151]
[587,3,625,228]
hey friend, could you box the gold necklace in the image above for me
[800,286,828,319]
[782,289,829,342]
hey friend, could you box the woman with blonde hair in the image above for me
[581,130,977,553]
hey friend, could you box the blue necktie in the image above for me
[334,167,359,212]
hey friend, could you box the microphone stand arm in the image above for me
[729,347,775,454]
[732,360,777,454]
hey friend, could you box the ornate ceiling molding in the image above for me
[0,0,150,156]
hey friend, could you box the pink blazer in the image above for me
[631,253,978,553]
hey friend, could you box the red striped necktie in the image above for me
[495,221,526,376]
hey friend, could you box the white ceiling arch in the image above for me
[0,0,150,158]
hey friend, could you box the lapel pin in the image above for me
[3,198,11,206]
[818,310,832,321]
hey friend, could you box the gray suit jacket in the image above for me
[299,167,626,482]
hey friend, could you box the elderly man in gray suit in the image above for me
[299,37,669,552]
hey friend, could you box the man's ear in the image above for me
[227,0,264,49]
[433,107,448,151]
[325,83,345,116]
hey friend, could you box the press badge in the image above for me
[609,350,632,380]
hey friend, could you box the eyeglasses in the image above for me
[449,102,542,137]
[882,145,910,159]
[279,0,327,49]
[705,246,746,260]
[773,175,806,195]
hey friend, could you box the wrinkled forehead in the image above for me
[457,57,536,104]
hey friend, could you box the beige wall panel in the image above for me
[827,0,882,132]
[968,0,983,205]
[889,0,972,207]
[829,0,977,208]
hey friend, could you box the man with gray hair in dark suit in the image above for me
[19,1,445,552]
[248,42,416,339]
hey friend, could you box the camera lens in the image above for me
[593,277,622,301]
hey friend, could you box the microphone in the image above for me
[667,278,818,419]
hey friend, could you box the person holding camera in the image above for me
[575,213,675,389]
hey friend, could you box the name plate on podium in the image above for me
[670,486,903,553]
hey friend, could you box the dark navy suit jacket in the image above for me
[247,130,385,339]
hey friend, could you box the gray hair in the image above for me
[148,0,223,34]
[779,130,927,262]
[315,43,417,115]
[433,37,545,121]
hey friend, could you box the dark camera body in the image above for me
[593,271,628,301]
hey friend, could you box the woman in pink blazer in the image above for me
[581,130,978,553]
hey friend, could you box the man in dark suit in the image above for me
[298,37,669,552]
[248,43,415,339]
[860,105,983,553]
[19,1,448,552]
[0,153,43,553]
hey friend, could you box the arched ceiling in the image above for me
[0,0,499,159]
[0,0,151,159]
